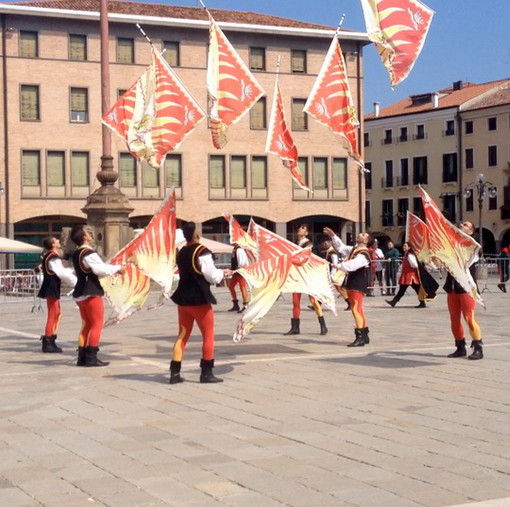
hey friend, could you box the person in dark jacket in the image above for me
[170,222,232,384]
[37,236,77,353]
[70,225,123,367]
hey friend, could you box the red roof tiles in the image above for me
[10,0,335,30]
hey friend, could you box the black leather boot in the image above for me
[169,360,184,384]
[84,346,110,367]
[228,300,240,312]
[415,301,426,308]
[200,359,223,383]
[447,339,466,358]
[361,327,370,344]
[284,318,300,335]
[385,299,396,308]
[40,335,63,353]
[238,302,248,313]
[468,340,483,360]
[76,346,87,366]
[344,300,351,311]
[347,328,366,347]
[318,316,328,335]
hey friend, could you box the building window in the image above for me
[231,156,247,189]
[250,97,267,130]
[71,151,89,187]
[249,47,265,71]
[488,145,497,167]
[296,158,309,189]
[382,199,394,226]
[442,194,457,223]
[488,187,498,210]
[400,158,409,186]
[162,41,180,67]
[313,158,327,190]
[19,31,38,58]
[415,124,425,140]
[465,148,474,170]
[20,84,40,121]
[465,121,473,134]
[22,150,40,186]
[445,120,455,136]
[209,155,225,189]
[291,49,307,73]
[363,132,370,147]
[413,197,423,217]
[364,162,372,190]
[399,127,408,142]
[383,129,392,144]
[465,190,474,212]
[488,117,497,131]
[47,151,65,187]
[442,153,458,183]
[397,198,409,226]
[117,37,134,63]
[251,156,267,189]
[70,88,88,122]
[413,156,428,184]
[291,99,307,131]
[119,153,137,187]
[69,34,87,61]
[365,200,371,228]
[165,154,182,188]
[332,158,347,189]
[142,161,159,188]
[384,160,393,187]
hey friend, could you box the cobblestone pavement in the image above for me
[0,287,509,507]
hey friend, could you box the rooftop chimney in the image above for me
[453,80,463,91]
[373,102,380,118]
[432,92,439,108]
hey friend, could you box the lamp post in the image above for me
[0,181,4,237]
[463,173,496,257]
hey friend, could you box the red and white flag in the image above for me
[207,14,264,148]
[266,79,310,192]
[360,0,434,86]
[304,35,361,164]
[103,48,205,168]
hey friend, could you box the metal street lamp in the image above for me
[463,173,497,257]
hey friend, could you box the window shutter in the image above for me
[47,151,65,186]
[251,157,267,189]
[209,156,225,188]
[231,156,246,189]
[69,34,87,61]
[71,152,89,186]
[22,151,40,186]
[20,85,39,120]
[165,155,181,187]
[119,153,136,187]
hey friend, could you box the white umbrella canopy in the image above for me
[176,236,233,254]
[0,236,42,254]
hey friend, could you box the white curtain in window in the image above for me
[71,152,89,187]
[22,150,40,186]
[47,151,65,186]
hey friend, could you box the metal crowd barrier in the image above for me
[0,268,43,311]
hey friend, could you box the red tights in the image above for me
[228,273,249,304]
[172,304,215,362]
[76,297,105,347]
[347,290,367,329]
[447,293,481,341]
[291,293,323,318]
[45,297,62,336]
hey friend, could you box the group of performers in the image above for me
[35,219,485,384]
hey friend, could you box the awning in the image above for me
[0,237,43,254]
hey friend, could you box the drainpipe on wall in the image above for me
[1,14,10,240]
[456,109,463,221]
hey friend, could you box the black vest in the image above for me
[443,263,477,294]
[344,247,371,294]
[171,243,217,306]
[231,245,240,270]
[37,250,61,299]
[72,247,104,298]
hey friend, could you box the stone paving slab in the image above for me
[0,287,509,506]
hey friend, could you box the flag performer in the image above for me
[70,225,124,367]
[170,222,233,384]
[37,236,77,353]
[324,227,372,347]
[228,243,250,313]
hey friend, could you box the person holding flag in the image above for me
[227,243,250,313]
[324,227,372,347]
[443,221,484,360]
